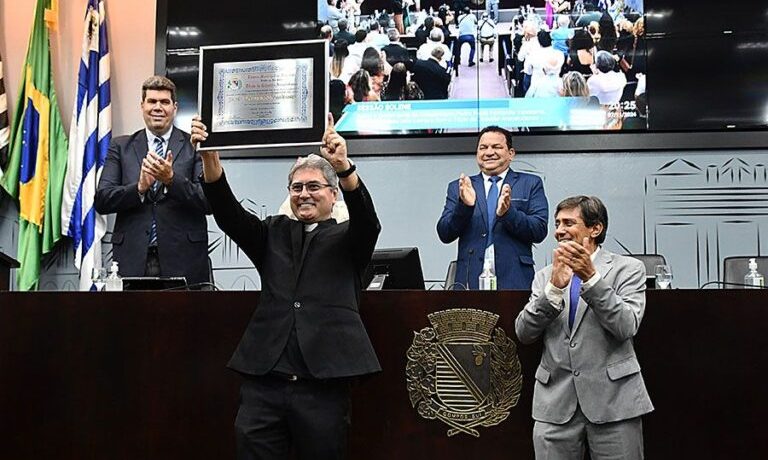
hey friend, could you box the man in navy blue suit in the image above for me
[437,126,549,289]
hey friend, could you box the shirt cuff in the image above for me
[582,271,602,290]
[544,281,565,311]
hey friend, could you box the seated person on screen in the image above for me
[588,50,627,105]
[478,12,497,63]
[409,47,451,99]
[382,28,410,67]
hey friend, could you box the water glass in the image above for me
[655,264,673,289]
[91,267,107,291]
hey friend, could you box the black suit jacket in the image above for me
[382,43,410,67]
[410,58,451,99]
[202,172,382,379]
[94,127,210,285]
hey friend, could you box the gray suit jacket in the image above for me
[515,248,654,424]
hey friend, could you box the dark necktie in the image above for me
[486,176,501,247]
[148,137,165,246]
[568,274,582,329]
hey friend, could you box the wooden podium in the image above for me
[0,250,19,291]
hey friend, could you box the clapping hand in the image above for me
[458,174,476,206]
[553,237,596,285]
[496,184,511,216]
[143,150,174,186]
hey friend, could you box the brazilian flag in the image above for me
[0,0,68,290]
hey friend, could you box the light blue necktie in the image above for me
[568,275,582,329]
[486,176,501,247]
[148,137,165,246]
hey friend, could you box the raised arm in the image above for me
[191,116,266,263]
[320,114,381,270]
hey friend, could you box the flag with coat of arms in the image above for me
[61,0,112,291]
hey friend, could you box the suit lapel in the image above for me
[571,248,613,335]
[154,128,186,201]
[167,127,186,165]
[290,222,304,281]
[132,130,149,168]
[503,168,518,196]
[472,174,488,231]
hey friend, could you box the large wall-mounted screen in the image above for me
[319,0,647,135]
[162,0,768,151]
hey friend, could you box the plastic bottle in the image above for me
[105,261,123,291]
[744,258,765,288]
[479,246,497,291]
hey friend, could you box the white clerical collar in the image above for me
[304,223,318,233]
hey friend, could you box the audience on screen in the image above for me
[382,62,424,101]
[382,28,409,66]
[334,18,355,46]
[330,40,350,80]
[349,69,381,102]
[588,50,627,105]
[566,29,596,76]
[478,12,497,63]
[361,46,390,95]
[597,11,618,52]
[316,0,644,129]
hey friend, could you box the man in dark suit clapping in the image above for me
[95,76,210,286]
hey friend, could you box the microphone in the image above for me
[465,248,474,290]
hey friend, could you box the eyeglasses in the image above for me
[288,181,335,195]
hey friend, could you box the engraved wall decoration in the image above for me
[643,158,768,287]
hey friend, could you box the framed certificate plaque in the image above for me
[197,39,328,150]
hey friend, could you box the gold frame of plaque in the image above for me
[197,39,328,151]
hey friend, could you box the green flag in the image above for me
[0,0,68,290]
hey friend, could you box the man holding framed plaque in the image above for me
[191,114,381,460]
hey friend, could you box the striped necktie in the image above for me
[151,136,165,193]
[148,136,165,246]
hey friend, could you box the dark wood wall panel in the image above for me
[1,290,766,459]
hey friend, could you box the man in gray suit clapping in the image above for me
[516,195,654,460]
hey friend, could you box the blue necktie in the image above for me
[568,275,582,329]
[486,176,501,246]
[148,137,165,246]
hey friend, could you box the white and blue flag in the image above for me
[61,0,111,291]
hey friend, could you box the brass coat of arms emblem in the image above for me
[406,308,522,437]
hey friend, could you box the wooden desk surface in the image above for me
[1,289,766,459]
